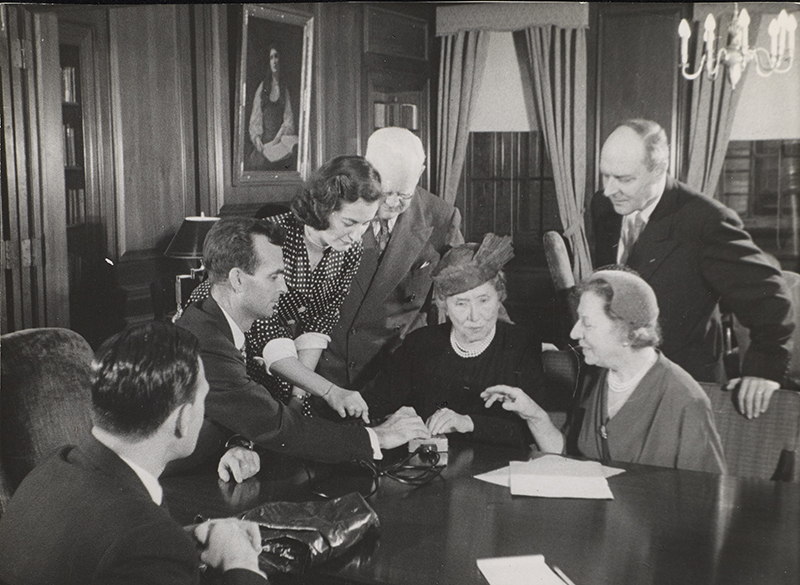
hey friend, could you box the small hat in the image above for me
[433,233,514,297]
[585,269,659,326]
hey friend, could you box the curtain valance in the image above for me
[436,3,588,36]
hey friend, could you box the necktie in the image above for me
[376,218,390,253]
[620,212,646,264]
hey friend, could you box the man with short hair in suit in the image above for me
[317,127,464,393]
[176,217,429,470]
[592,119,794,419]
[0,322,267,585]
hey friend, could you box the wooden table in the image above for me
[163,440,799,585]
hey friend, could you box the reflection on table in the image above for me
[162,439,799,585]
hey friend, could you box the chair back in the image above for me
[0,328,94,514]
[700,382,800,481]
[541,348,582,429]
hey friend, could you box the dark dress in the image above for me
[361,321,552,447]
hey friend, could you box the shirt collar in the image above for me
[218,302,246,352]
[90,428,163,505]
[633,174,667,224]
[372,215,398,236]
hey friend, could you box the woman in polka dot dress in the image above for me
[189,156,382,420]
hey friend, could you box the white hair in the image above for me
[365,127,425,185]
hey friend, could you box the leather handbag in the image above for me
[239,492,380,575]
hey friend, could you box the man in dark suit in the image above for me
[0,322,266,585]
[176,217,429,469]
[592,119,794,419]
[317,127,464,392]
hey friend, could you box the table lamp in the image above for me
[164,214,219,320]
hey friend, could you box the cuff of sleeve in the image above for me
[262,338,298,373]
[365,427,383,460]
[741,348,790,385]
[295,331,331,351]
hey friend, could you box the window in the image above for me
[717,140,800,267]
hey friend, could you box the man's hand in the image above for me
[193,518,263,575]
[372,406,430,450]
[426,408,473,435]
[218,447,260,483]
[727,376,780,419]
[325,386,370,423]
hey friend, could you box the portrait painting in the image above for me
[233,5,313,184]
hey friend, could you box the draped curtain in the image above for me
[518,26,592,280]
[436,30,490,206]
[684,12,762,196]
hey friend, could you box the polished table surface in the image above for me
[163,440,799,585]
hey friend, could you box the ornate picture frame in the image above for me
[233,5,313,185]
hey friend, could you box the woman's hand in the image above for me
[425,408,474,435]
[325,386,370,423]
[481,385,548,422]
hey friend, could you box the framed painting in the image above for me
[233,5,313,184]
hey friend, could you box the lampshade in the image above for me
[164,215,219,259]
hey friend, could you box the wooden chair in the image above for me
[541,348,583,429]
[0,328,95,515]
[699,382,800,481]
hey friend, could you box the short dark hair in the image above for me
[620,119,669,172]
[291,155,382,231]
[204,216,286,285]
[91,322,203,439]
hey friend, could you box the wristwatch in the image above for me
[224,434,255,451]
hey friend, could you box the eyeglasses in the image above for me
[384,191,415,201]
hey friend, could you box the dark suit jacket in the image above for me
[317,187,463,390]
[176,297,373,464]
[592,177,794,383]
[0,436,264,585]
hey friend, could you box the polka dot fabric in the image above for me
[188,212,362,415]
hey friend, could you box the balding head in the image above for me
[599,120,669,216]
[366,127,426,220]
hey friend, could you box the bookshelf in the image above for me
[60,44,85,229]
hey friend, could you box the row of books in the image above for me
[374,102,419,131]
[62,66,77,104]
[63,125,79,167]
[66,188,85,226]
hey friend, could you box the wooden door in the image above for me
[1,6,69,333]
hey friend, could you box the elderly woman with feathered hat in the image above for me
[359,234,556,446]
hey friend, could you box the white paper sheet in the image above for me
[509,456,613,499]
[474,456,624,490]
[477,554,566,585]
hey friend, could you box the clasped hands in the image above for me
[190,518,264,576]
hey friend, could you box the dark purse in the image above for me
[239,492,380,575]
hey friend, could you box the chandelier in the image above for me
[678,4,797,89]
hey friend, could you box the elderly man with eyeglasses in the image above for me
[315,127,464,400]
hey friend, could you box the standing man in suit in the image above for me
[176,217,429,469]
[592,119,794,419]
[317,127,464,392]
[0,322,266,585]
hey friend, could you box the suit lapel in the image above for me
[627,179,681,280]
[361,193,433,310]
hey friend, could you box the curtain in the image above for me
[684,12,762,197]
[436,30,489,206]
[518,26,592,280]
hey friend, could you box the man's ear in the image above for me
[415,165,426,185]
[228,267,244,293]
[173,403,192,439]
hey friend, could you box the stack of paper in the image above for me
[477,554,568,585]
[474,454,623,499]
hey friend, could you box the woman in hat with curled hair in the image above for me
[482,268,726,473]
[359,234,555,446]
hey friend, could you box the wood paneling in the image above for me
[593,3,691,188]
[109,5,195,256]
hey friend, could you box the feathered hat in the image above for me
[433,233,514,297]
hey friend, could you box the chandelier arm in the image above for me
[681,53,708,80]
[750,47,777,77]
[773,54,794,74]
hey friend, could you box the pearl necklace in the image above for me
[607,351,658,393]
[450,326,496,358]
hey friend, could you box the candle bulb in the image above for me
[787,14,797,59]
[738,8,750,53]
[778,10,788,59]
[769,18,779,61]
[679,19,691,65]
[704,14,716,72]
